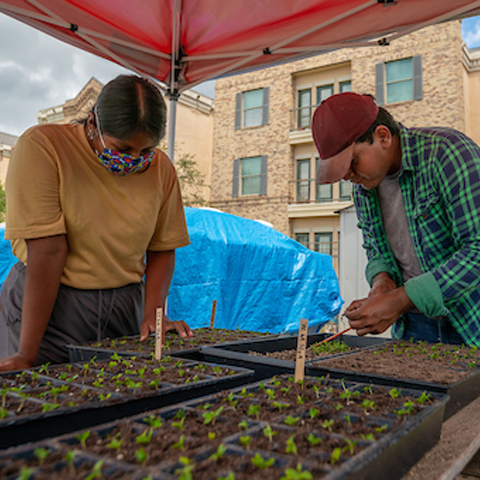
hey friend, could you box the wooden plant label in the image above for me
[294,318,309,383]
[210,300,217,329]
[155,307,163,360]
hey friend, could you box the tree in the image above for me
[161,146,210,207]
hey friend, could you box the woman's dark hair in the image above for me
[356,106,399,145]
[95,75,167,144]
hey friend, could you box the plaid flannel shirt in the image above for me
[353,124,480,346]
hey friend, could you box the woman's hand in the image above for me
[0,352,34,372]
[140,313,193,342]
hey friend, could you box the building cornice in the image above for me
[462,45,480,72]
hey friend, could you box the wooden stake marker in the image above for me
[210,300,217,329]
[294,318,309,383]
[155,307,163,361]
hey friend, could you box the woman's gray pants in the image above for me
[0,262,143,365]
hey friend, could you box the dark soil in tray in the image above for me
[248,339,353,362]
[313,340,480,385]
[86,328,274,356]
[0,374,444,479]
[0,355,240,422]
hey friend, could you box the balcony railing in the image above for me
[290,106,316,131]
[289,179,352,204]
[297,240,339,272]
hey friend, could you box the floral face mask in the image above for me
[94,107,155,176]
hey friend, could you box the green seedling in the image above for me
[284,416,300,426]
[307,433,322,446]
[343,438,357,455]
[65,450,76,476]
[417,391,431,405]
[330,447,342,465]
[85,460,104,480]
[135,447,148,466]
[136,428,153,444]
[202,406,224,425]
[389,388,401,399]
[16,466,34,480]
[272,401,289,412]
[107,434,123,451]
[208,444,227,461]
[238,420,249,430]
[174,456,194,480]
[143,414,163,428]
[263,424,277,442]
[208,432,216,440]
[296,395,305,405]
[75,430,91,449]
[265,388,276,400]
[321,419,334,432]
[286,435,298,454]
[309,407,319,419]
[280,463,313,480]
[172,434,186,450]
[34,447,50,466]
[240,435,251,449]
[248,404,261,419]
[251,453,275,469]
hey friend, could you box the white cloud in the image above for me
[462,17,480,49]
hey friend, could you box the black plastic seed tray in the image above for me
[67,328,282,363]
[0,374,447,480]
[199,333,389,378]
[0,355,253,451]
[305,340,480,420]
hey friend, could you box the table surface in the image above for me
[402,395,480,480]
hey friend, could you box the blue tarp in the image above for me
[167,208,343,333]
[0,224,18,287]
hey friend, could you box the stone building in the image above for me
[210,20,480,276]
[0,132,18,186]
[38,77,214,203]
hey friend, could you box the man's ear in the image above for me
[374,125,393,148]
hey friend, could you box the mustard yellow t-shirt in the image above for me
[5,123,190,289]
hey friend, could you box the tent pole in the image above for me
[167,93,179,163]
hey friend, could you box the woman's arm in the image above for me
[0,234,67,371]
[140,249,192,342]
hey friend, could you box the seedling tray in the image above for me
[200,333,389,378]
[0,374,447,479]
[306,340,480,420]
[0,354,253,451]
[67,328,281,363]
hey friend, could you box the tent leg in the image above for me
[167,94,179,163]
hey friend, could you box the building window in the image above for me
[295,233,310,249]
[315,232,333,255]
[232,156,268,197]
[339,180,352,199]
[235,88,269,129]
[296,158,311,202]
[298,89,312,129]
[376,55,422,106]
[339,81,351,93]
[316,84,334,104]
[315,158,332,202]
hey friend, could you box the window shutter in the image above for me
[262,87,270,125]
[375,63,385,106]
[232,158,240,197]
[235,93,242,130]
[413,55,423,101]
[260,155,268,195]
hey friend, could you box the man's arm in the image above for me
[0,235,67,371]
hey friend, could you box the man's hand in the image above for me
[140,314,193,342]
[345,287,414,336]
[0,352,34,372]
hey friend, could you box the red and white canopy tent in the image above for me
[1,0,480,160]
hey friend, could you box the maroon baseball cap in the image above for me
[312,92,379,184]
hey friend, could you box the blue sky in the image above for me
[462,16,480,48]
[1,14,480,136]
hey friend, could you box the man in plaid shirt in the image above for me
[312,92,480,346]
